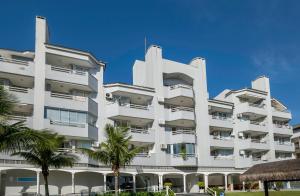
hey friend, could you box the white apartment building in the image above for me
[0,16,295,195]
[292,125,300,158]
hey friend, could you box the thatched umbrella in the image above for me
[240,159,300,196]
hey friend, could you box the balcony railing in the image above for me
[210,135,234,140]
[249,103,265,108]
[275,141,292,146]
[172,153,196,158]
[50,92,87,102]
[274,123,291,129]
[170,106,194,112]
[250,120,266,126]
[0,57,29,65]
[50,120,86,128]
[172,129,195,135]
[8,86,29,93]
[212,155,234,160]
[119,103,149,110]
[130,128,149,134]
[51,65,87,76]
[250,139,267,144]
[7,115,28,121]
[135,153,150,157]
[272,107,290,113]
[169,84,192,90]
[211,115,232,121]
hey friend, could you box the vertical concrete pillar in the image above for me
[133,174,136,192]
[204,174,208,190]
[242,181,245,191]
[36,171,40,195]
[159,174,163,190]
[224,174,228,191]
[259,180,263,190]
[230,183,234,191]
[287,181,291,189]
[183,174,187,193]
[103,174,107,192]
[72,172,75,194]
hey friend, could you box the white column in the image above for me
[259,180,263,190]
[204,174,208,190]
[103,174,107,192]
[72,172,75,194]
[183,174,187,193]
[133,174,136,192]
[242,181,245,191]
[159,174,163,191]
[36,171,40,195]
[224,174,228,191]
[287,181,291,189]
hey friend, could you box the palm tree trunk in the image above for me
[114,170,119,196]
[42,171,50,196]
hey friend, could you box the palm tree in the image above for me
[0,85,49,153]
[80,124,141,196]
[12,132,78,196]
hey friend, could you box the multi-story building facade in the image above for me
[292,124,300,158]
[0,17,295,195]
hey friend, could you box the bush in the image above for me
[197,181,205,189]
[275,181,284,190]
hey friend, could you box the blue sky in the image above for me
[1,0,300,123]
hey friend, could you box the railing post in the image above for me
[159,174,163,191]
[204,174,208,191]
[133,174,136,192]
[183,173,187,193]
[72,172,75,194]
[103,173,107,193]
[36,171,40,195]
[224,174,228,191]
[166,186,169,196]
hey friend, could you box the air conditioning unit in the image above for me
[160,144,167,149]
[157,97,164,103]
[238,132,244,137]
[92,142,99,148]
[240,150,245,155]
[106,93,113,100]
[262,156,267,161]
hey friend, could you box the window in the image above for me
[45,107,95,126]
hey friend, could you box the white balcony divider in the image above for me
[172,129,195,135]
[169,84,192,90]
[170,106,194,112]
[0,57,29,65]
[51,65,87,76]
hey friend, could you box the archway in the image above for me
[74,171,104,194]
[208,173,225,189]
[136,173,159,192]
[163,173,184,193]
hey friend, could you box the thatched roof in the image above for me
[240,159,300,182]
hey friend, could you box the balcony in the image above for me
[274,142,294,152]
[272,108,292,120]
[45,91,98,116]
[0,57,34,76]
[238,120,268,134]
[164,84,193,99]
[273,124,293,136]
[210,136,234,148]
[210,156,235,167]
[209,115,233,129]
[165,107,195,127]
[238,139,269,150]
[167,154,197,166]
[129,128,155,143]
[44,119,98,140]
[4,86,34,105]
[46,64,98,92]
[106,102,154,124]
[8,115,33,127]
[166,129,196,143]
[130,153,156,166]
[237,102,267,117]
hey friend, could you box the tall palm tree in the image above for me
[81,124,141,196]
[0,85,49,153]
[12,132,78,196]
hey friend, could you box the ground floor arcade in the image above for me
[0,165,250,195]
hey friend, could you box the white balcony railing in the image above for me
[211,115,232,121]
[212,155,234,160]
[169,84,192,90]
[170,106,194,112]
[51,65,87,76]
[8,86,29,93]
[210,135,233,141]
[172,129,195,135]
[0,57,29,65]
[130,128,149,134]
[249,103,265,108]
[50,92,87,102]
[50,120,86,128]
[274,123,291,129]
[272,107,290,113]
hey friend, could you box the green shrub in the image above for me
[120,192,132,196]
[275,181,284,190]
[136,192,148,196]
[212,187,225,195]
[197,181,205,189]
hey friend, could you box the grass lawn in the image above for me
[226,191,300,196]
